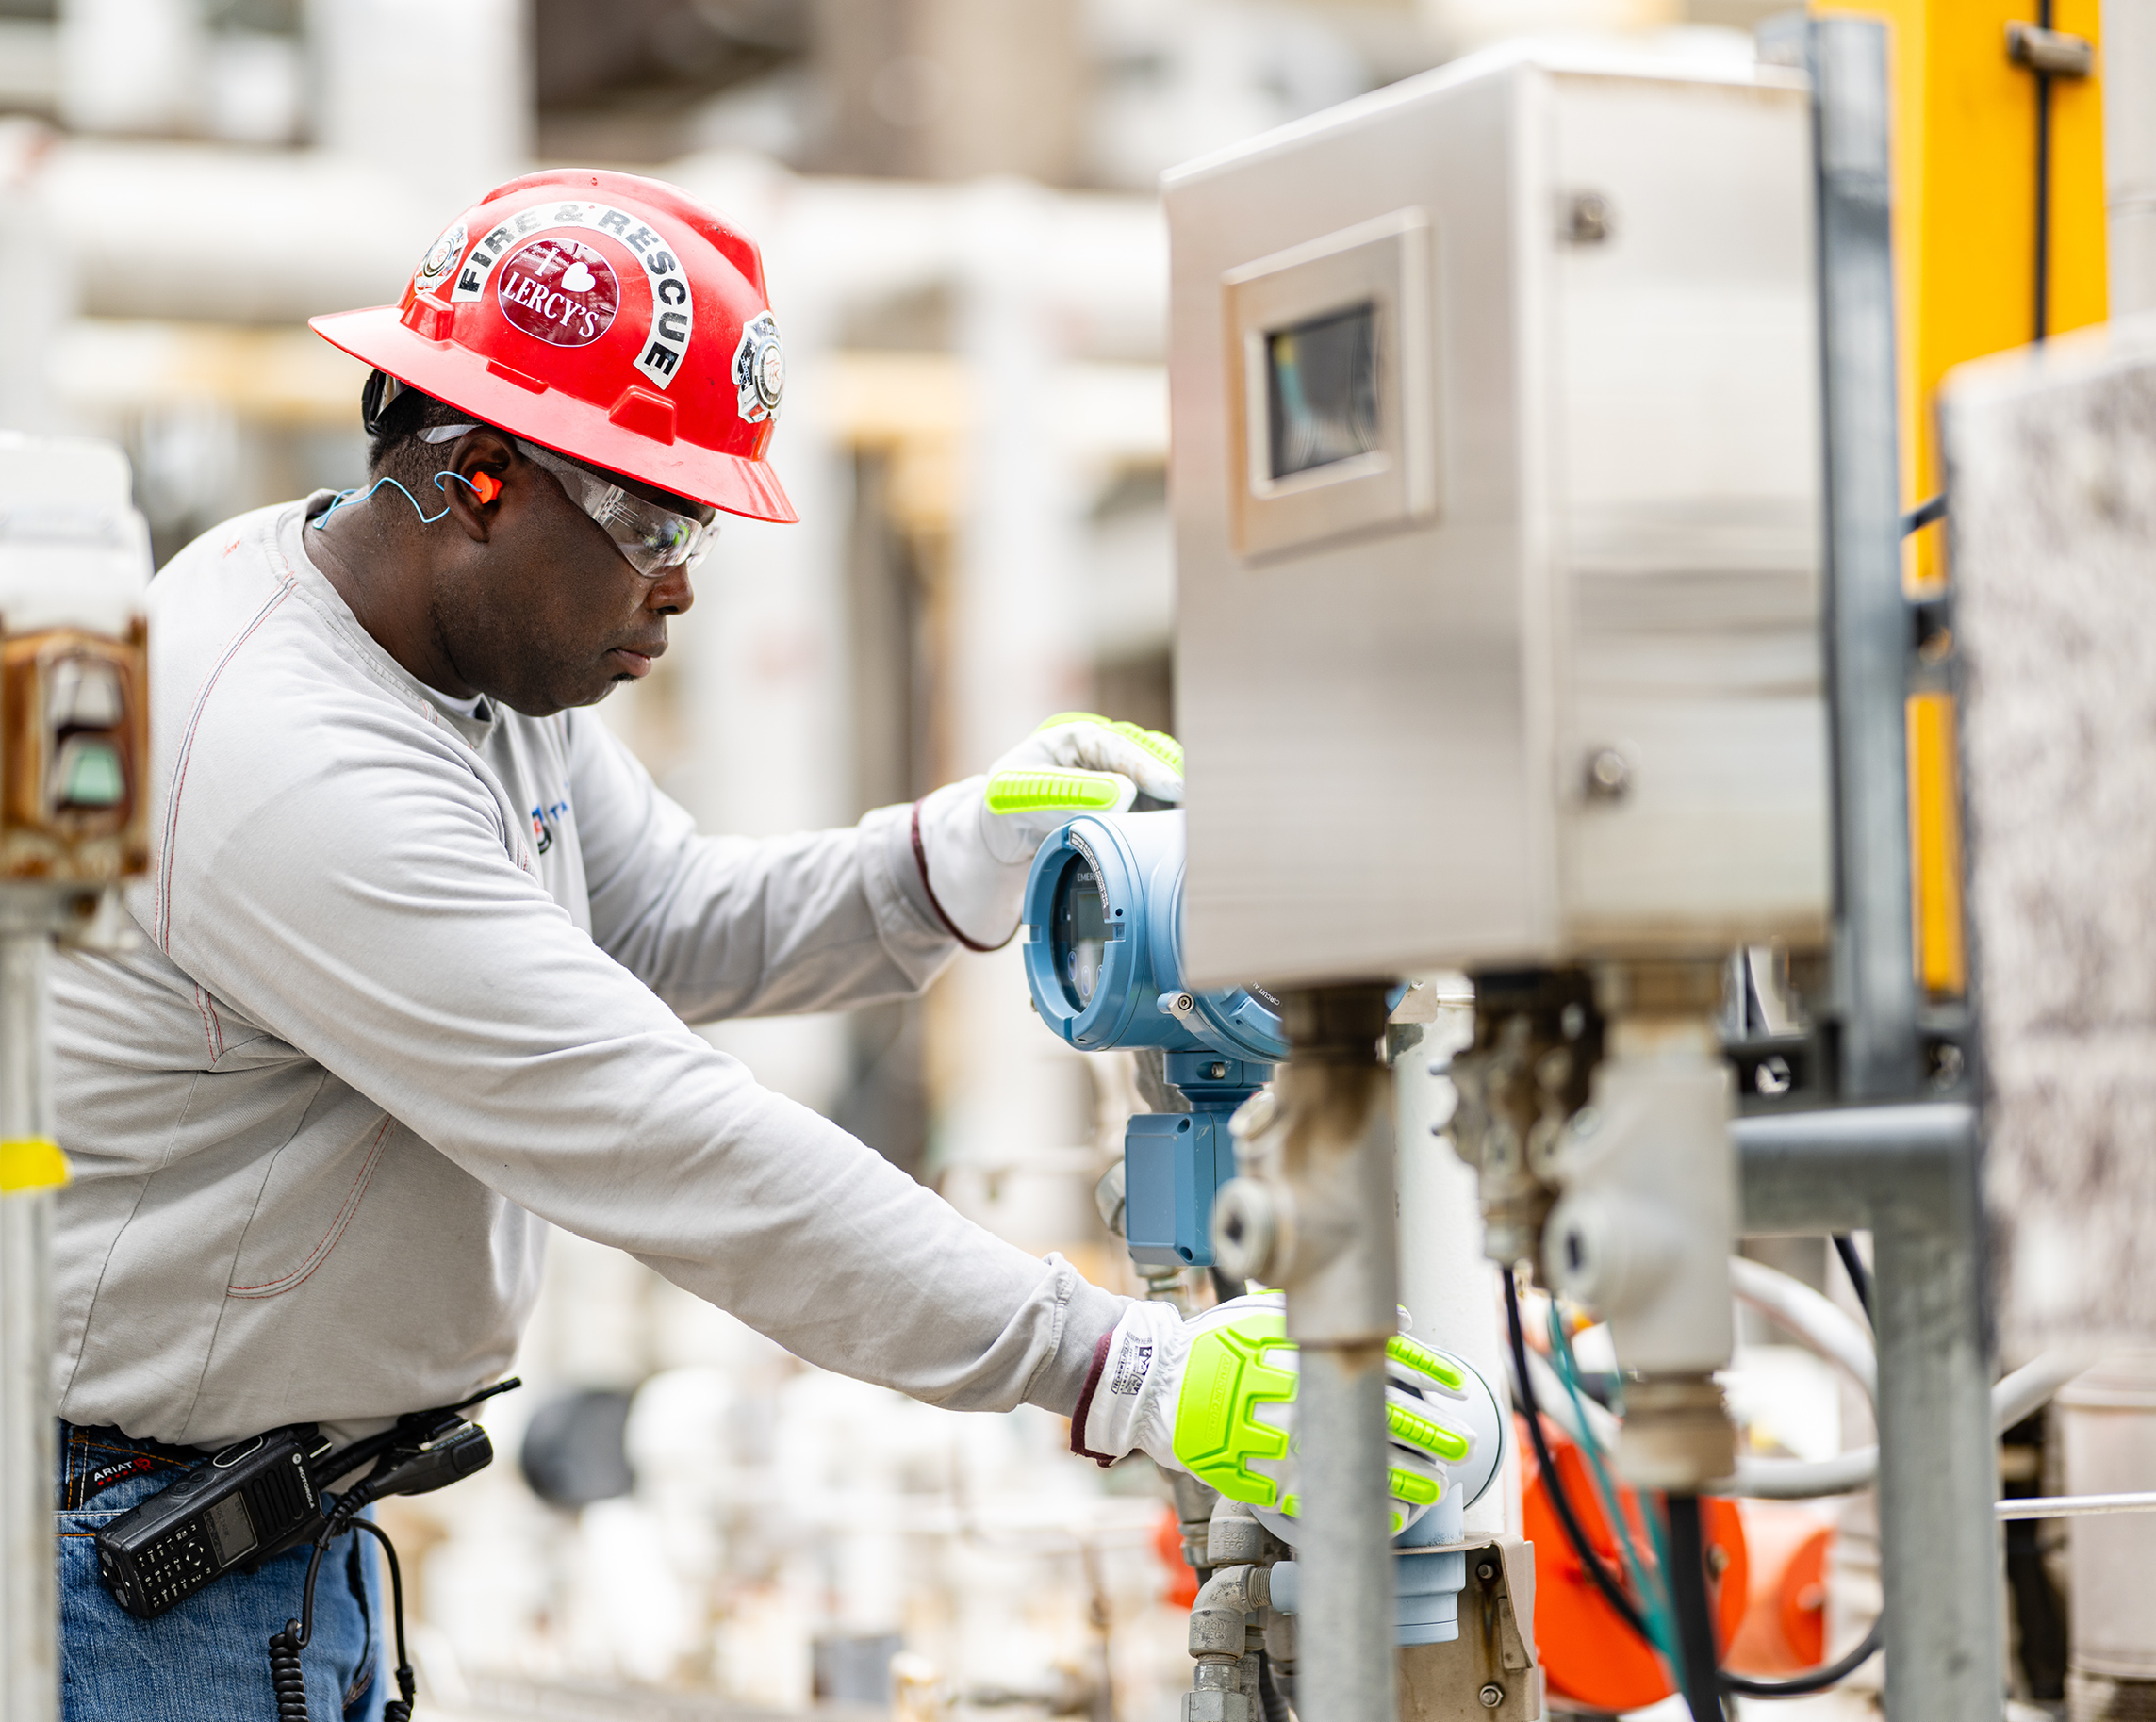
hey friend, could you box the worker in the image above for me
[48,171,1474,1717]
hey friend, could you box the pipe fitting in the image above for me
[1211,1175,1289,1283]
[1206,1495,1271,1567]
[1189,1562,1273,1663]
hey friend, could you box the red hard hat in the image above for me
[309,168,796,524]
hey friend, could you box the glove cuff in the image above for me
[1070,1300,1185,1467]
[912,780,1024,951]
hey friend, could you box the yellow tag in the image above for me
[0,1137,69,1193]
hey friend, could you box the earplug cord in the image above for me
[311,469,494,533]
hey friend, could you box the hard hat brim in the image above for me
[309,307,799,526]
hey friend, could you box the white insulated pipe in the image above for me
[1395,1000,1517,1536]
[1730,1254,1877,1401]
[1720,1348,2092,1501]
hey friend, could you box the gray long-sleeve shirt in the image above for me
[51,495,1123,1448]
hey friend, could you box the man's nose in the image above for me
[647,565,695,616]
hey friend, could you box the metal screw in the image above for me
[1173,993,1195,1015]
[1583,747,1631,801]
[1563,189,1613,242]
[1706,1544,1731,1578]
[1478,1683,1505,1709]
[1477,1560,1497,1583]
[1205,1061,1227,1080]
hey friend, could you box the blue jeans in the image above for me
[57,1423,384,1722]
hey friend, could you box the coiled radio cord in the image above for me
[267,1517,416,1722]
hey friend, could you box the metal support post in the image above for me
[1295,1346,1395,1722]
[0,908,60,1722]
[1275,987,1398,1722]
[1797,13,1925,1103]
[1736,1103,2001,1722]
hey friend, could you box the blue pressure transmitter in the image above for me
[1021,811,1287,1270]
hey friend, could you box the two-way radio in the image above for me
[93,1378,518,1622]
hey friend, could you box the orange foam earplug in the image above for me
[469,471,502,504]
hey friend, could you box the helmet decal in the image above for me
[732,313,783,425]
[415,223,468,294]
[497,238,618,348]
[450,201,694,391]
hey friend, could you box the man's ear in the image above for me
[441,430,516,541]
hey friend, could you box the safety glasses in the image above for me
[420,423,719,578]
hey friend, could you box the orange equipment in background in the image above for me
[1722,1501,1836,1676]
[1521,1419,1748,1714]
[1155,1504,1200,1609]
[1522,1417,1848,1708]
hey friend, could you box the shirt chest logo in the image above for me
[530,795,570,856]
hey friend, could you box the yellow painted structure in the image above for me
[1821,0,2109,997]
[1827,0,2109,584]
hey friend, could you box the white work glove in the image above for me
[1071,1294,1493,1533]
[913,712,1184,949]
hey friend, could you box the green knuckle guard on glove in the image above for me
[1074,1294,1498,1535]
[914,712,1185,949]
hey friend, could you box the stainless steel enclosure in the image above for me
[1167,48,1830,990]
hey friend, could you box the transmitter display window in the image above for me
[205,1490,256,1566]
[1053,857,1109,1008]
[1266,303,1379,480]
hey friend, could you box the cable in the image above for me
[1722,1623,1884,1698]
[1502,1272,1653,1641]
[351,1518,419,1722]
[1512,1272,1884,1703]
[2033,0,2055,343]
[266,1534,335,1722]
[1547,1304,1675,1659]
[1832,1235,1873,1322]
[1663,1495,1727,1722]
[264,1511,419,1722]
[1901,494,1947,537]
[1717,1237,1887,1700]
[1257,1650,1295,1722]
[266,1624,308,1722]
[311,470,486,533]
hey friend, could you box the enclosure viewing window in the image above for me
[1266,303,1381,480]
[1223,207,1438,560]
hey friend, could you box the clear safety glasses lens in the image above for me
[512,439,717,578]
[580,485,714,577]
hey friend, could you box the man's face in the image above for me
[436,444,715,716]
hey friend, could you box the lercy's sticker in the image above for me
[453,202,692,392]
[497,238,619,348]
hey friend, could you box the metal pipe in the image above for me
[1735,1100,2000,1721]
[0,924,58,1722]
[2000,1493,2156,1521]
[1808,13,1923,1106]
[1273,988,1398,1722]
[1292,1346,1393,1722]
